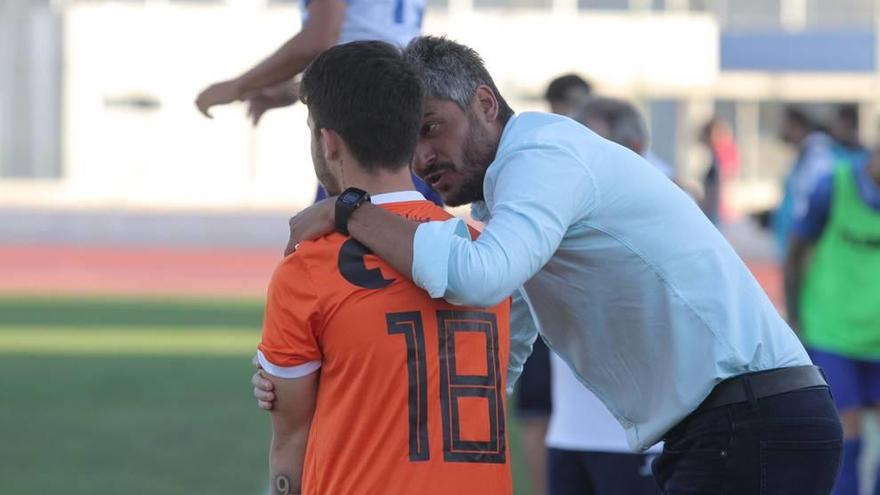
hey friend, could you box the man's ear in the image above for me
[320,128,342,162]
[473,85,500,124]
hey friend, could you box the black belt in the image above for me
[697,365,828,412]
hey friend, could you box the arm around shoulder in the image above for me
[417,147,598,307]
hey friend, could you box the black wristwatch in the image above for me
[335,187,371,236]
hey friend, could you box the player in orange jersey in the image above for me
[257,41,512,495]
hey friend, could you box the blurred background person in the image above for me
[513,322,552,495]
[532,87,689,495]
[573,97,649,157]
[544,73,592,116]
[772,105,836,260]
[546,355,660,495]
[195,0,425,122]
[785,150,880,495]
[544,95,663,495]
[699,117,740,225]
[510,73,598,495]
[546,73,676,181]
[573,96,703,199]
[830,104,871,169]
[194,0,441,206]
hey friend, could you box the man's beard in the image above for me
[442,117,498,207]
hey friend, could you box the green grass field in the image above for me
[0,296,529,494]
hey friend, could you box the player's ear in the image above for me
[320,128,342,162]
[473,85,499,124]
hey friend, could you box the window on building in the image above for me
[805,0,874,29]
[757,100,793,180]
[475,0,552,8]
[688,0,709,12]
[578,0,631,10]
[0,4,61,179]
[715,0,782,30]
[648,99,680,170]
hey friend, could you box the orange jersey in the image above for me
[259,194,512,495]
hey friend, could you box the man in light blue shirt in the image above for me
[257,37,842,493]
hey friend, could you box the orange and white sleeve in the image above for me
[257,255,323,379]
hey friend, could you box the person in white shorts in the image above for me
[544,97,664,495]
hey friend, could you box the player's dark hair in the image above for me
[545,74,593,103]
[403,36,514,125]
[300,41,425,173]
[784,106,817,131]
[572,97,648,152]
[836,104,859,129]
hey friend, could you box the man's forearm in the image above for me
[269,431,309,495]
[348,203,418,280]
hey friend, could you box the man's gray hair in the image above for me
[571,97,649,154]
[403,36,514,123]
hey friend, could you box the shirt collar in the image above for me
[371,190,425,205]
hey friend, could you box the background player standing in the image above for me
[544,96,663,495]
[785,151,880,495]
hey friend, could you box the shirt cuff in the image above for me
[412,218,471,299]
[257,350,322,379]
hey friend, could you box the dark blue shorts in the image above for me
[808,347,880,411]
[515,337,552,417]
[547,448,659,495]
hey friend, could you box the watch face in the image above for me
[341,190,362,204]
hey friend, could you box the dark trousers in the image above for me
[652,386,843,495]
[548,448,659,495]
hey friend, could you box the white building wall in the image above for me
[0,5,718,211]
[0,2,62,179]
[5,2,878,213]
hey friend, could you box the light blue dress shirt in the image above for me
[412,112,811,451]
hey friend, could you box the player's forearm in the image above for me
[348,203,418,280]
[269,430,309,495]
[237,32,329,95]
[237,0,343,94]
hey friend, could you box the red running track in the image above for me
[0,245,784,306]
[0,245,282,298]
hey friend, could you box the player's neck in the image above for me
[339,166,417,197]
